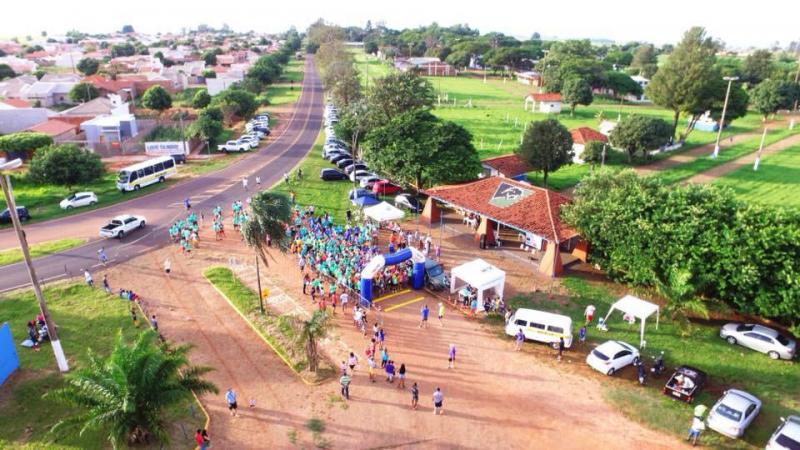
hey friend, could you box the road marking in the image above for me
[373,289,411,303]
[384,296,426,312]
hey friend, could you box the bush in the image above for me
[211,87,257,122]
[27,144,104,188]
[145,126,183,142]
[191,89,211,108]
[141,85,172,112]
[0,132,53,159]
[69,82,100,103]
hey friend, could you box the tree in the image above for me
[188,106,224,143]
[646,27,720,140]
[0,63,15,80]
[202,69,216,79]
[110,42,136,58]
[241,191,292,267]
[323,60,362,107]
[582,140,606,169]
[540,40,607,92]
[32,69,46,80]
[655,268,709,336]
[561,77,593,116]
[202,51,217,66]
[211,87,257,122]
[364,40,378,54]
[742,49,774,86]
[76,57,99,76]
[603,71,643,99]
[296,310,330,372]
[0,132,53,158]
[750,79,794,120]
[247,54,282,85]
[709,79,749,125]
[121,24,135,34]
[515,119,573,187]
[363,109,481,189]
[191,89,211,109]
[609,115,672,162]
[630,44,659,78]
[46,330,217,448]
[27,144,104,189]
[141,85,172,112]
[367,71,435,125]
[68,82,100,103]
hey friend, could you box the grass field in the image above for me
[0,238,86,266]
[714,144,800,208]
[488,276,798,449]
[265,59,305,106]
[351,49,393,87]
[0,283,203,449]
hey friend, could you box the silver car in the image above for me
[720,323,796,360]
[707,389,761,439]
[767,416,800,450]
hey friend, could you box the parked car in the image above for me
[424,259,449,290]
[505,309,574,348]
[330,153,352,165]
[333,159,354,170]
[348,188,377,200]
[586,340,640,376]
[325,138,348,148]
[707,389,761,439]
[240,135,259,148]
[766,416,800,450]
[372,180,402,195]
[0,206,30,223]
[395,194,422,213]
[99,214,146,239]
[320,168,348,181]
[720,323,796,360]
[663,366,707,403]
[344,164,369,175]
[217,140,250,152]
[350,170,376,182]
[60,192,98,210]
[359,176,382,189]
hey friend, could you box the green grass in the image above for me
[491,276,798,449]
[280,59,305,83]
[182,153,247,177]
[144,125,183,142]
[0,283,202,449]
[266,84,302,106]
[172,87,205,107]
[714,144,800,208]
[653,127,800,185]
[0,238,86,266]
[351,49,393,87]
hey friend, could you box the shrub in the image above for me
[27,144,104,188]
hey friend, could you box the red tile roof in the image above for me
[481,154,533,178]
[26,119,77,136]
[425,177,578,242]
[528,93,561,102]
[84,75,135,93]
[570,127,608,145]
[1,98,32,108]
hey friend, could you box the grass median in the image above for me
[0,238,86,266]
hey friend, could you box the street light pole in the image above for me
[0,160,69,372]
[712,76,739,159]
[255,252,264,314]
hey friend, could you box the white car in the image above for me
[585,340,640,376]
[217,140,250,152]
[707,389,761,439]
[60,192,97,210]
[767,416,800,450]
[240,135,260,148]
[359,176,381,188]
[720,323,796,360]
[99,214,146,239]
[349,170,376,182]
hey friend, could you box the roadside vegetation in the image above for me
[0,238,85,266]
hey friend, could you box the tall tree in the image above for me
[603,71,644,99]
[212,87,257,122]
[367,71,435,125]
[630,44,659,78]
[295,310,330,372]
[749,79,795,120]
[609,115,673,162]
[515,119,574,187]
[191,89,211,109]
[76,57,99,76]
[69,82,100,103]
[323,60,362,107]
[188,106,224,143]
[0,63,16,80]
[27,144,104,189]
[241,191,292,267]
[646,27,720,140]
[741,49,774,86]
[561,77,593,116]
[582,140,606,169]
[46,330,217,448]
[141,85,172,112]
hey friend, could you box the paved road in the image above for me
[0,57,323,293]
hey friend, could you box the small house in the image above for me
[481,154,533,181]
[524,93,562,114]
[81,114,139,150]
[515,71,542,87]
[570,127,608,163]
[26,119,79,143]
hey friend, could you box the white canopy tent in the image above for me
[449,259,506,312]
[602,295,660,348]
[363,201,405,222]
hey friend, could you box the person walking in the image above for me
[283,172,290,185]
[411,382,419,409]
[419,304,429,328]
[225,388,238,416]
[437,301,445,326]
[367,356,376,383]
[255,175,261,187]
[84,269,94,287]
[447,343,456,369]
[514,328,525,351]
[339,371,351,400]
[557,336,565,361]
[97,247,108,265]
[242,176,249,191]
[579,325,587,345]
[347,352,358,372]
[184,198,192,211]
[432,387,444,415]
[687,415,706,446]
[150,315,158,332]
[102,274,111,294]
[398,363,406,389]
[584,304,596,324]
[380,347,389,368]
[164,258,171,277]
[130,306,139,327]
[195,429,210,450]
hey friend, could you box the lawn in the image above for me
[0,238,86,266]
[351,49,393,87]
[172,87,205,108]
[263,59,306,107]
[714,144,800,208]
[489,276,798,449]
[0,283,203,449]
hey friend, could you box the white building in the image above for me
[626,76,650,103]
[524,93,562,114]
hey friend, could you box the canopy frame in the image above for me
[601,295,660,348]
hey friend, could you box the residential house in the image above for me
[206,74,242,95]
[515,71,542,87]
[0,99,32,109]
[40,73,82,83]
[60,95,130,119]
[52,51,85,69]
[524,93,562,114]
[480,154,534,181]
[570,127,608,163]
[394,57,458,76]
[0,56,37,74]
[81,114,139,150]
[21,81,77,107]
[0,75,37,99]
[216,54,235,67]
[0,108,53,134]
[26,119,79,143]
[627,75,650,102]
[84,76,137,101]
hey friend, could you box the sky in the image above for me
[2,0,797,49]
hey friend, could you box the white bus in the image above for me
[116,156,178,192]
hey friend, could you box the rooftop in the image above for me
[527,93,562,102]
[481,154,533,178]
[26,119,77,136]
[570,127,608,145]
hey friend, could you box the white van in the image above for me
[505,308,573,348]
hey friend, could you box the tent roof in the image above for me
[351,196,380,207]
[451,258,505,290]
[611,295,659,319]
[363,201,405,222]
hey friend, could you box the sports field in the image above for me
[714,144,800,208]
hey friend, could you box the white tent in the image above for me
[449,259,506,312]
[363,201,405,222]
[602,295,660,348]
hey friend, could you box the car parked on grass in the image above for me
[663,365,707,403]
[335,159,356,170]
[720,323,796,360]
[320,168,348,181]
[707,389,761,439]
[344,164,369,175]
[217,140,251,152]
[324,150,349,160]
[372,180,402,195]
[395,194,422,213]
[359,176,382,189]
[240,135,259,148]
[348,188,377,200]
[766,416,800,450]
[505,309,574,348]
[60,192,98,210]
[330,153,352,165]
[350,170,377,182]
[0,206,30,223]
[586,340,640,376]
[99,214,146,239]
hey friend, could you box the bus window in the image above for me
[129,171,138,182]
[163,159,175,169]
[154,162,164,172]
[548,326,564,334]
[117,171,130,183]
[144,166,154,176]
[529,322,546,330]
[137,169,144,178]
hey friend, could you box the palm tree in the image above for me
[46,330,217,449]
[241,191,293,267]
[655,268,709,336]
[296,310,330,372]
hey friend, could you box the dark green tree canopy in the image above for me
[0,132,53,158]
[561,77,593,116]
[741,49,774,86]
[515,118,574,186]
[141,85,173,111]
[367,71,435,124]
[0,64,17,80]
[76,57,99,76]
[27,144,104,188]
[609,115,672,162]
[189,106,224,143]
[211,87,257,122]
[629,44,659,78]
[191,88,211,109]
[68,82,100,103]
[749,79,797,120]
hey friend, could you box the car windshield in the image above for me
[428,264,443,277]
[716,403,743,422]
[776,334,791,346]
[117,171,130,183]
[591,349,610,361]
[775,433,800,450]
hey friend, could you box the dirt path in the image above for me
[684,132,800,184]
[634,131,763,176]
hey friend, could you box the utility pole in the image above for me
[712,76,739,159]
[178,112,187,157]
[255,253,264,314]
[0,162,69,372]
[753,127,768,171]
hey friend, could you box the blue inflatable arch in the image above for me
[360,247,426,304]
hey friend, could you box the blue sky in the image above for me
[2,0,797,49]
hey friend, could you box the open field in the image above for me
[487,276,799,449]
[0,283,202,449]
[714,143,800,208]
[265,59,305,106]
[351,49,393,87]
[0,238,85,267]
